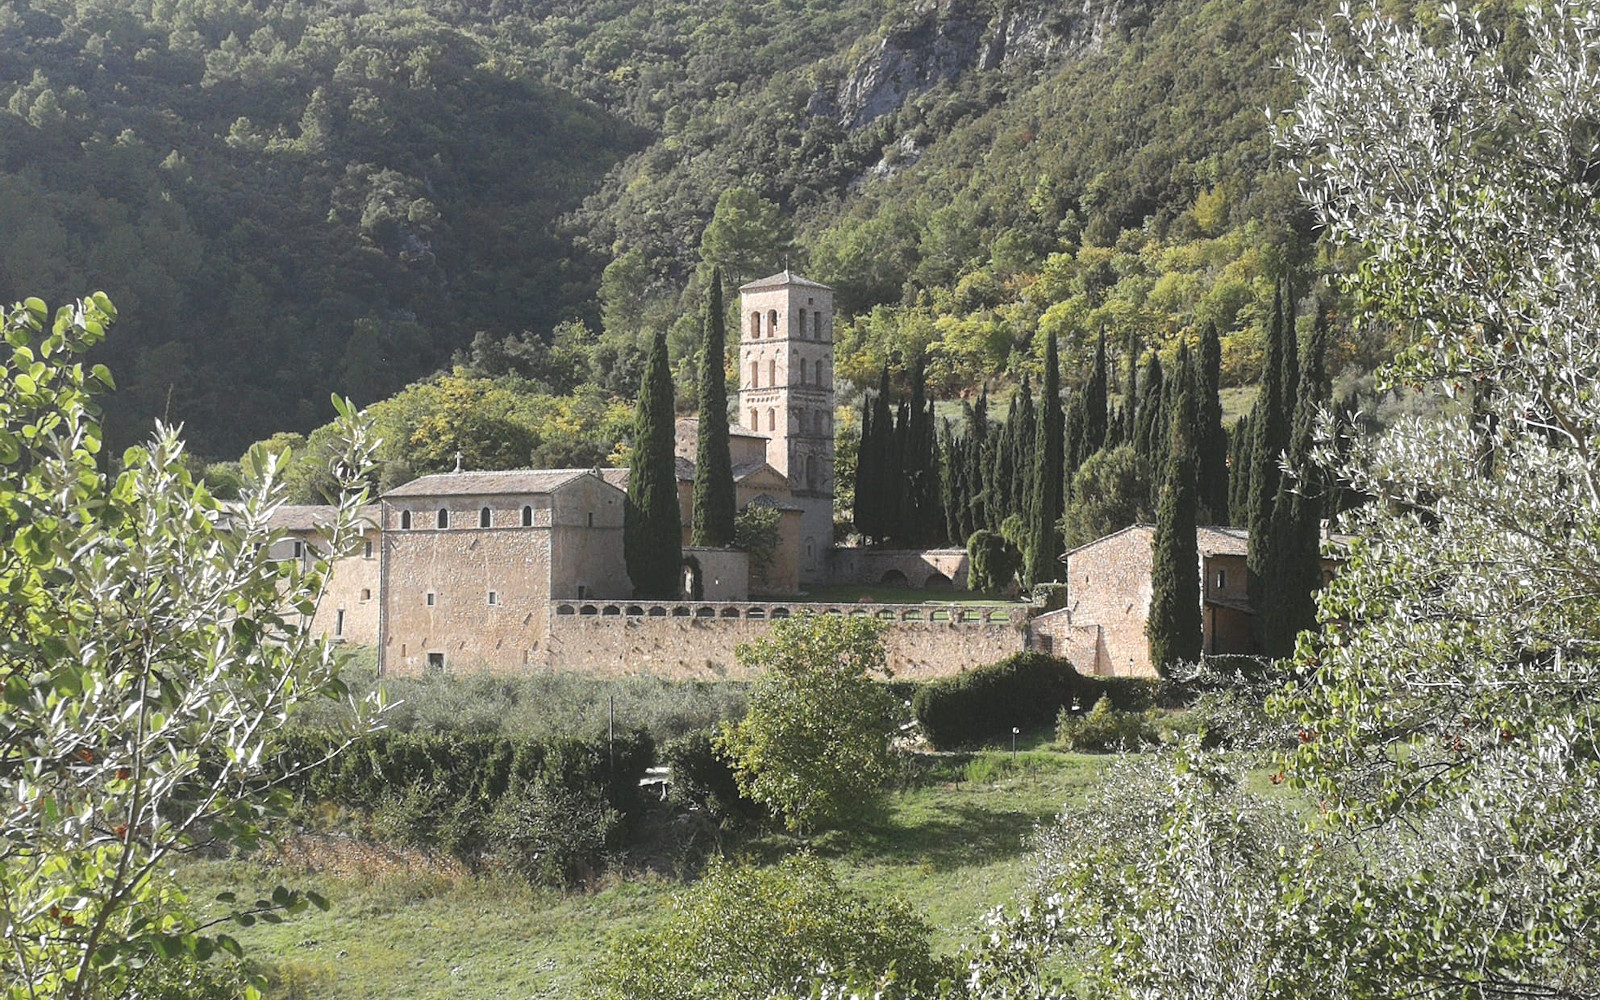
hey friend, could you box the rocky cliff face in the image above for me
[824,0,1126,130]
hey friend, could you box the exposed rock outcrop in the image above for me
[825,0,1126,130]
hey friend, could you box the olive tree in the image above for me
[1266,4,1600,995]
[714,614,898,833]
[0,295,381,998]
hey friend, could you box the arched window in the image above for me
[807,455,817,489]
[479,507,491,528]
[522,505,533,527]
[798,308,807,338]
[750,361,759,388]
[750,408,759,429]
[437,508,449,529]
[768,359,776,386]
[797,358,806,385]
[796,408,806,433]
[767,408,776,432]
[768,309,778,336]
[814,359,823,384]
[750,312,760,337]
[400,510,412,529]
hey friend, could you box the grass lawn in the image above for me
[177,740,1107,998]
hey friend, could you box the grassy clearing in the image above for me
[178,742,1106,998]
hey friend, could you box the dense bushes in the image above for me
[1056,696,1160,751]
[273,730,652,886]
[912,652,1080,749]
[911,652,1185,749]
[661,729,766,828]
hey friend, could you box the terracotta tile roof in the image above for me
[383,469,595,498]
[738,269,832,292]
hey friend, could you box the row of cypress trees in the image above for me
[625,269,740,598]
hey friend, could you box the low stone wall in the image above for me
[541,600,1024,680]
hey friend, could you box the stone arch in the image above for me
[750,311,760,337]
[767,408,776,432]
[436,508,449,529]
[750,361,759,388]
[924,572,953,590]
[879,569,909,587]
[522,505,533,526]
[749,407,759,429]
[479,506,491,528]
[400,510,412,529]
[768,358,776,386]
[768,309,778,335]
[682,554,704,601]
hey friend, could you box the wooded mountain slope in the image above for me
[2,0,1392,454]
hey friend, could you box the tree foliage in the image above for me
[592,854,954,1000]
[1146,390,1202,674]
[714,614,897,833]
[625,329,682,598]
[0,295,380,998]
[692,269,736,547]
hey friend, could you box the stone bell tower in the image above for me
[738,270,835,582]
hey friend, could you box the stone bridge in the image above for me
[824,547,971,590]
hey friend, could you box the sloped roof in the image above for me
[266,504,377,532]
[383,468,595,498]
[732,460,785,483]
[739,269,832,292]
[676,416,769,440]
[1196,525,1250,557]
[745,492,805,513]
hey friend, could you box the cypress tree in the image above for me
[1064,390,1087,482]
[1227,410,1253,527]
[855,392,875,541]
[965,391,990,534]
[1147,387,1203,673]
[625,329,683,598]
[1133,350,1166,465]
[862,366,895,545]
[1084,331,1109,456]
[1122,329,1140,444]
[1247,280,1294,625]
[1196,321,1229,525]
[891,394,911,543]
[1025,334,1065,587]
[940,417,962,545]
[902,359,943,546]
[1262,308,1331,657]
[991,392,1017,525]
[691,269,735,547]
[1012,374,1037,523]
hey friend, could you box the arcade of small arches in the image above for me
[551,600,1016,624]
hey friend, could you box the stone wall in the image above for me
[1063,525,1158,677]
[539,601,1024,680]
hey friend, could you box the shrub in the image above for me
[661,729,765,827]
[967,528,1022,592]
[274,730,653,866]
[912,652,1083,749]
[591,854,957,1000]
[1056,695,1160,751]
[489,777,620,889]
[1032,582,1070,612]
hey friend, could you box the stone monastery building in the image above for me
[269,271,1342,680]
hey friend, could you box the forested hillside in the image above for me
[1,0,1413,456]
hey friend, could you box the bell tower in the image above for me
[738,270,835,582]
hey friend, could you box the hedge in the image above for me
[911,653,1179,749]
[268,729,654,874]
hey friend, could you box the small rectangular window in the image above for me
[292,540,304,559]
[364,539,374,559]
[360,588,371,601]
[487,591,498,606]
[427,652,445,673]
[425,592,435,607]
[335,609,345,636]
[587,512,594,528]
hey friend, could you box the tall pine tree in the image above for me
[903,359,943,546]
[1025,334,1065,587]
[1147,387,1202,673]
[1195,321,1229,525]
[1012,374,1037,524]
[625,329,683,598]
[691,269,735,547]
